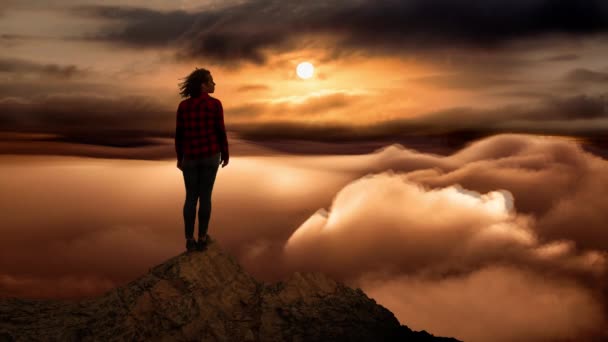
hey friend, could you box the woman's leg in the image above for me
[182,163,200,240]
[197,162,219,239]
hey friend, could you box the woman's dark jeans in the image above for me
[181,153,221,240]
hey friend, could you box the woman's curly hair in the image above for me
[178,68,212,98]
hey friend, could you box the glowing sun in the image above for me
[296,62,314,79]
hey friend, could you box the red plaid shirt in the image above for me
[175,93,229,162]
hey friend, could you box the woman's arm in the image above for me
[216,100,229,167]
[175,102,185,168]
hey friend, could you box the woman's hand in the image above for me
[220,152,229,168]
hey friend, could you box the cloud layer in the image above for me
[278,134,608,341]
[282,169,606,341]
[232,92,608,139]
[0,57,89,79]
[284,172,603,279]
[360,265,605,342]
[1,134,607,341]
[2,89,604,158]
[0,94,174,147]
[73,0,608,64]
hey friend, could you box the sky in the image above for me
[1,1,608,342]
[1,0,608,150]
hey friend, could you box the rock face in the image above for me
[0,236,460,341]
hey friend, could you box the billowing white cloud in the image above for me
[279,134,608,341]
[280,169,606,341]
[284,173,539,277]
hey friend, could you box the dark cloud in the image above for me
[2,91,606,158]
[0,58,89,79]
[0,80,116,99]
[73,6,201,48]
[326,0,608,49]
[0,138,174,160]
[232,121,366,141]
[543,53,581,62]
[72,0,608,65]
[0,34,23,47]
[236,84,270,92]
[488,90,557,100]
[416,51,536,75]
[0,35,31,49]
[565,68,608,83]
[233,93,608,140]
[412,73,523,90]
[417,93,608,126]
[0,132,269,160]
[0,94,174,146]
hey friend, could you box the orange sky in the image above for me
[1,0,607,146]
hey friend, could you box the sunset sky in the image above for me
[1,1,608,342]
[1,0,608,151]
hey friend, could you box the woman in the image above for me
[175,67,229,252]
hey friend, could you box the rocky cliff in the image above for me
[0,236,460,341]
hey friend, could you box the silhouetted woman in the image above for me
[175,68,229,252]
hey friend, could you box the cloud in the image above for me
[0,79,116,99]
[283,170,605,281]
[358,265,605,342]
[542,53,581,62]
[323,0,608,50]
[566,68,608,83]
[0,34,26,47]
[488,90,556,100]
[278,134,608,341]
[408,135,608,251]
[71,0,608,65]
[233,93,608,140]
[411,73,523,90]
[0,161,184,297]
[263,90,364,116]
[414,93,608,126]
[208,89,367,124]
[0,57,90,79]
[0,222,181,299]
[236,84,270,92]
[0,137,176,160]
[0,88,390,158]
[73,5,201,47]
[0,273,116,300]
[1,134,608,341]
[0,94,174,146]
[2,90,606,159]
[0,150,346,298]
[231,121,360,141]
[0,132,271,160]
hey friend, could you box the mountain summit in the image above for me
[0,236,460,341]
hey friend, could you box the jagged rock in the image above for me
[0,236,461,341]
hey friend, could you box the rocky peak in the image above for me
[0,236,460,341]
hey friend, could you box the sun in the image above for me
[296,62,314,79]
